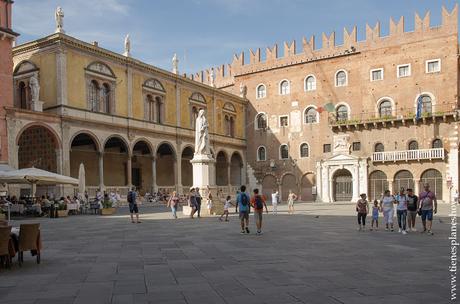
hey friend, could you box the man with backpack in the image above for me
[237,185,250,234]
[127,186,141,223]
[251,188,268,235]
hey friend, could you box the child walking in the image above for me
[356,193,369,231]
[370,200,380,231]
[219,195,233,222]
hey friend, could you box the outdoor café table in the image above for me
[67,203,79,214]
[10,204,24,214]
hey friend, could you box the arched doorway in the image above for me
[230,152,243,186]
[262,175,277,202]
[368,170,388,201]
[156,143,175,186]
[333,169,352,201]
[300,173,315,202]
[393,170,414,192]
[420,169,443,199]
[70,133,99,186]
[132,141,152,193]
[181,146,194,188]
[18,126,58,172]
[104,136,128,186]
[216,151,228,186]
[281,174,297,201]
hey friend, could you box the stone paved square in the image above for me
[0,204,454,304]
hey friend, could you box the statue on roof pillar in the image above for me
[55,7,65,33]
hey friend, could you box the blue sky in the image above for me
[13,0,459,75]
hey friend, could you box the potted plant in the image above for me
[56,202,68,217]
[101,198,116,215]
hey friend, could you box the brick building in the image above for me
[195,6,459,202]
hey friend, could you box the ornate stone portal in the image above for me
[316,135,368,203]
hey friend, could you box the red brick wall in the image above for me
[18,127,57,172]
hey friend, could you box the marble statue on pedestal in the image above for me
[209,69,215,87]
[194,109,210,156]
[55,7,65,33]
[172,53,179,74]
[29,75,40,103]
[124,34,131,57]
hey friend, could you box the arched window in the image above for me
[280,144,289,160]
[18,81,27,109]
[280,80,290,95]
[432,139,443,149]
[419,95,432,114]
[408,140,418,150]
[300,143,309,158]
[224,115,230,136]
[257,146,266,161]
[336,105,348,121]
[305,76,316,91]
[256,113,267,129]
[191,106,199,129]
[89,80,100,112]
[155,96,163,124]
[304,107,317,124]
[146,94,155,121]
[335,70,347,87]
[379,100,392,117]
[374,143,384,152]
[256,84,266,99]
[102,83,111,113]
[229,116,235,137]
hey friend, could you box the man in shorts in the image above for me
[251,188,268,234]
[127,186,141,223]
[406,188,418,232]
[271,189,279,215]
[418,183,437,235]
[237,185,250,234]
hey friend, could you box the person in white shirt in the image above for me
[380,190,395,232]
[271,190,280,215]
[395,188,408,235]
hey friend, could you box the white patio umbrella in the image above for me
[78,163,86,195]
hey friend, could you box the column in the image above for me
[315,162,322,202]
[175,82,181,127]
[151,156,157,193]
[127,67,133,118]
[176,153,182,192]
[98,152,104,190]
[126,154,132,187]
[414,178,420,196]
[56,49,68,109]
[227,162,232,192]
[388,179,394,195]
[173,157,178,191]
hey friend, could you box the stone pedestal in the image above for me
[187,153,224,216]
[31,100,44,112]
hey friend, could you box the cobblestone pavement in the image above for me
[0,202,456,304]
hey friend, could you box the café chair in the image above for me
[18,223,41,265]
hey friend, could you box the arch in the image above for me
[18,125,59,173]
[299,143,309,158]
[86,61,116,78]
[70,132,100,185]
[143,78,165,92]
[216,150,229,186]
[256,83,267,99]
[13,60,39,75]
[376,96,395,117]
[333,169,353,201]
[432,138,443,149]
[103,136,129,186]
[300,173,315,201]
[393,170,414,192]
[335,69,348,87]
[279,144,289,160]
[89,79,100,112]
[17,81,28,109]
[131,138,154,156]
[230,152,243,186]
[181,146,194,187]
[414,92,436,113]
[257,145,266,161]
[304,74,316,91]
[103,135,129,153]
[408,140,419,150]
[102,82,112,113]
[281,173,297,201]
[156,142,176,186]
[335,102,350,121]
[190,92,207,104]
[16,122,61,149]
[262,174,278,202]
[420,169,443,199]
[255,112,267,130]
[303,106,318,124]
[69,130,102,152]
[223,102,236,113]
[374,143,384,152]
[131,140,154,192]
[368,170,388,201]
[279,79,290,95]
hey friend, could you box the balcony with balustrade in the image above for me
[372,148,445,163]
[329,102,459,131]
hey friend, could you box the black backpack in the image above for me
[127,191,133,203]
[241,193,249,206]
[254,195,263,209]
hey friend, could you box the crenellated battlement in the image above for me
[188,5,458,88]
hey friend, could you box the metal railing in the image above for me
[372,148,445,162]
[329,102,459,126]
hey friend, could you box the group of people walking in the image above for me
[355,183,438,235]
